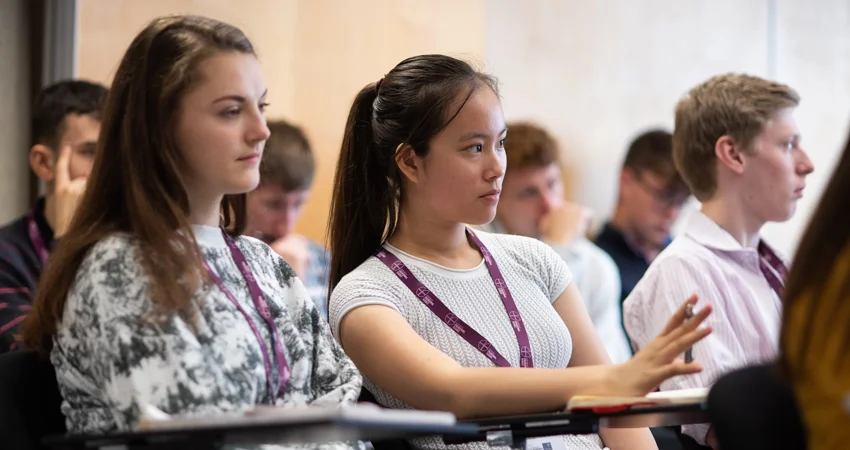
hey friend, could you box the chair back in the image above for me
[0,350,66,450]
[708,363,807,450]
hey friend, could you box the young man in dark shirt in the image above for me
[593,132,693,450]
[0,80,107,352]
[594,130,691,305]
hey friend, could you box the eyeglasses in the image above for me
[634,173,690,209]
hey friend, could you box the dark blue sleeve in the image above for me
[0,251,37,353]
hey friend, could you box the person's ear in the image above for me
[29,144,56,183]
[619,167,636,198]
[394,143,423,185]
[715,135,745,175]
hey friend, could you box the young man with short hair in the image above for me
[595,130,691,305]
[0,80,107,352]
[623,74,815,447]
[246,119,331,319]
[483,122,632,363]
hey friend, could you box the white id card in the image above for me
[525,436,608,450]
[525,437,568,450]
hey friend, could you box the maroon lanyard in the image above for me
[376,229,533,368]
[758,241,788,299]
[204,229,290,401]
[26,211,49,267]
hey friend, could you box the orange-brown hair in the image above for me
[259,120,315,192]
[503,122,561,170]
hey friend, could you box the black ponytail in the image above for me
[328,83,395,292]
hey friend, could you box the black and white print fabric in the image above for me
[51,225,362,449]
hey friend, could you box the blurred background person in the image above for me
[594,130,691,312]
[482,121,632,364]
[0,79,107,353]
[246,119,331,319]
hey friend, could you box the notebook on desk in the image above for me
[565,387,709,414]
[137,403,457,432]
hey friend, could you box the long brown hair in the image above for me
[23,15,256,354]
[780,126,850,375]
[327,55,497,293]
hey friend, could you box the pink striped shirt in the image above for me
[623,211,783,445]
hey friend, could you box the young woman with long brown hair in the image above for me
[22,15,361,437]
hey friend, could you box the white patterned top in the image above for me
[51,225,362,449]
[330,231,603,450]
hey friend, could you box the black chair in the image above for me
[708,363,807,450]
[0,349,66,450]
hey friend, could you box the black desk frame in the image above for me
[446,402,709,449]
[43,419,478,450]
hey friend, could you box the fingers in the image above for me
[70,177,88,190]
[667,303,713,340]
[654,303,711,348]
[640,358,705,393]
[659,294,699,336]
[648,302,713,361]
[663,324,713,361]
[660,359,704,380]
[54,145,72,187]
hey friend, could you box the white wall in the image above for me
[760,0,850,255]
[77,0,486,245]
[487,0,849,256]
[75,0,850,255]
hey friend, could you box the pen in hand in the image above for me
[684,304,694,364]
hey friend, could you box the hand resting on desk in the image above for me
[338,291,712,420]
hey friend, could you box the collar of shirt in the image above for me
[600,222,671,264]
[683,210,787,268]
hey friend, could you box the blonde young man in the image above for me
[623,74,815,448]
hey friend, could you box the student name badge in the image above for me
[525,437,568,450]
[525,437,608,450]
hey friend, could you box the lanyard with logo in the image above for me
[204,229,291,401]
[376,229,533,368]
[758,241,788,299]
[26,211,49,267]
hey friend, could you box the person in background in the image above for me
[22,16,361,444]
[328,53,713,450]
[0,80,107,353]
[594,130,690,307]
[781,123,850,450]
[594,131,692,450]
[246,119,331,319]
[481,121,631,364]
[624,73,815,448]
